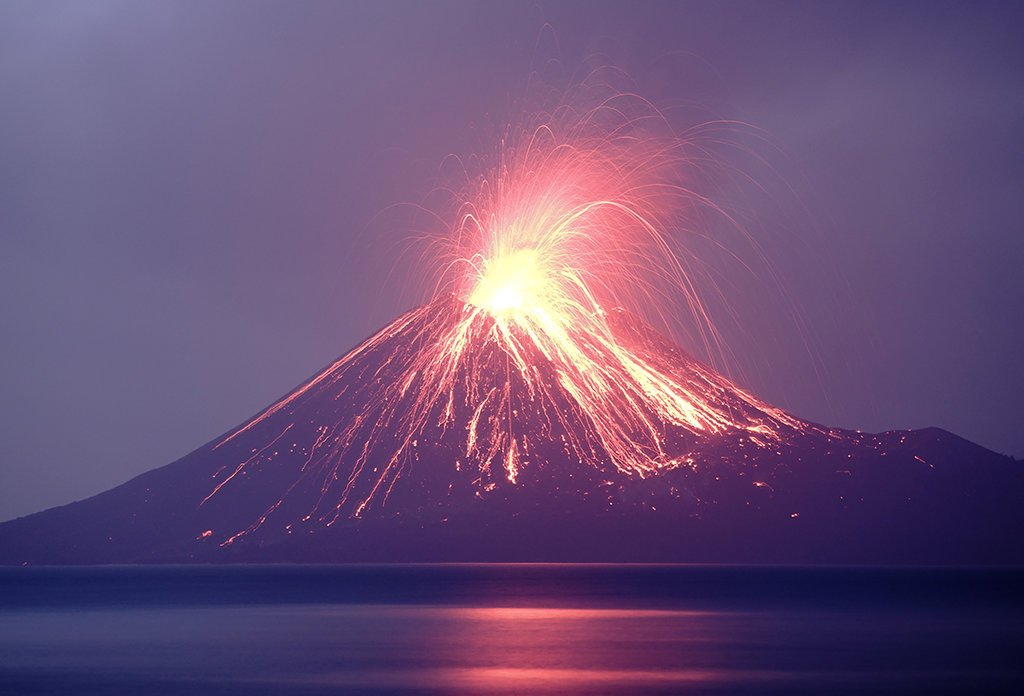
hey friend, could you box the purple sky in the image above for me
[2,1,1022,521]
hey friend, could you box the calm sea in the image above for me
[1,565,1022,694]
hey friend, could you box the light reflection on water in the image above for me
[0,605,766,693]
[1,566,1022,694]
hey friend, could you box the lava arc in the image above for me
[200,91,804,543]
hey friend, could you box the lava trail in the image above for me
[203,86,809,544]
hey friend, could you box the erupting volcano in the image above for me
[1,88,1020,565]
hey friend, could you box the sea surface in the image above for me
[1,565,1022,694]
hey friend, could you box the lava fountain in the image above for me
[203,85,805,544]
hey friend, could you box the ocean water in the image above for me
[1,565,1022,694]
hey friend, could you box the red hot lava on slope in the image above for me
[201,88,831,546]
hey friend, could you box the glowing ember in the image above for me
[203,84,806,544]
[469,248,548,318]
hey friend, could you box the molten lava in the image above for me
[203,89,807,544]
[469,248,548,318]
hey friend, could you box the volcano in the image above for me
[1,294,1020,565]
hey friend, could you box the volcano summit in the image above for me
[0,294,1020,565]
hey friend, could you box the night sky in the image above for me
[2,0,1022,522]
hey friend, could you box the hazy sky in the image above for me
[2,1,1022,521]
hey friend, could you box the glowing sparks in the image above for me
[202,83,807,545]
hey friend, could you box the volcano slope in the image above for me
[1,296,1020,565]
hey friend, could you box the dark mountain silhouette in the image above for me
[1,295,1020,564]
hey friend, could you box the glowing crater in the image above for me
[469,248,549,320]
